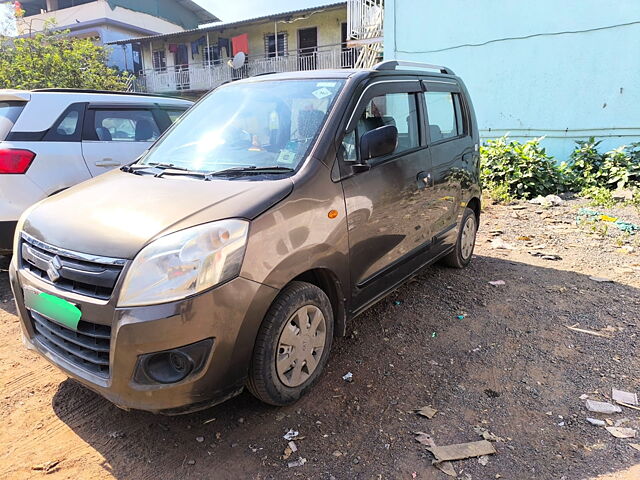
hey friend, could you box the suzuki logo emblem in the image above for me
[46,255,62,282]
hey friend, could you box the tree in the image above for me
[0,26,132,91]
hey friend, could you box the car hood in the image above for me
[23,169,293,259]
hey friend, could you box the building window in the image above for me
[152,50,166,72]
[264,32,287,58]
[341,22,356,68]
[203,45,220,66]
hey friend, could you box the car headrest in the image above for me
[95,127,112,141]
[135,119,155,141]
[429,124,443,142]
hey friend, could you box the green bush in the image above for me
[480,136,561,200]
[567,139,640,191]
[480,135,640,203]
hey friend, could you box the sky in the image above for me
[196,0,340,24]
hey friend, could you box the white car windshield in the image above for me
[139,79,344,173]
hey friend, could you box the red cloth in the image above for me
[232,34,249,55]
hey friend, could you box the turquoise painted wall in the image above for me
[385,0,640,161]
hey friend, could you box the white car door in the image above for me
[81,106,162,177]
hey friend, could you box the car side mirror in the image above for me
[359,125,398,162]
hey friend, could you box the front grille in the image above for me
[20,234,125,300]
[30,311,111,378]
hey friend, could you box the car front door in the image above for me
[422,80,476,254]
[81,106,163,177]
[340,79,431,312]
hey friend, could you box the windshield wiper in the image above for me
[206,166,294,178]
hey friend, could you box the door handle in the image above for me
[417,171,432,189]
[95,159,121,167]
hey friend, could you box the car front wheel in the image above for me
[247,281,334,406]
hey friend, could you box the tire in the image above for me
[247,281,334,406]
[441,207,477,269]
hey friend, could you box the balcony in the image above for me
[134,45,359,94]
[347,0,384,45]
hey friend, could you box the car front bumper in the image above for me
[10,261,278,414]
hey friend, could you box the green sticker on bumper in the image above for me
[24,289,81,331]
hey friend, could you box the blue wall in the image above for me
[385,0,640,161]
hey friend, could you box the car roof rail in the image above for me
[31,88,186,99]
[372,60,455,75]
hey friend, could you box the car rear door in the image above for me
[422,79,476,254]
[81,104,163,177]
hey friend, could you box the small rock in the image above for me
[187,460,195,465]
[196,436,204,443]
[332,451,343,457]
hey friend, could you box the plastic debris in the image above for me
[196,436,204,443]
[288,441,298,453]
[587,418,606,426]
[589,276,613,283]
[342,372,353,383]
[488,280,505,286]
[478,455,490,466]
[585,400,622,414]
[612,388,638,406]
[529,251,562,261]
[529,194,563,206]
[287,457,307,468]
[283,429,299,441]
[431,332,437,338]
[416,406,438,419]
[605,427,636,439]
[566,324,612,338]
[490,238,514,250]
[577,208,640,234]
[394,300,402,306]
[457,315,465,320]
[579,394,589,400]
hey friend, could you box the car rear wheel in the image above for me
[247,281,334,406]
[441,207,477,269]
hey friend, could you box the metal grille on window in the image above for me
[264,32,288,58]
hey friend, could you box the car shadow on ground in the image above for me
[8,254,640,479]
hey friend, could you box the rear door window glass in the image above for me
[0,101,26,141]
[93,109,160,142]
[425,92,465,142]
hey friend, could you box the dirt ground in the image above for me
[1,197,639,480]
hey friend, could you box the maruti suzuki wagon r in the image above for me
[10,61,481,413]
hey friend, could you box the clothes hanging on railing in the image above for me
[217,38,230,58]
[168,44,178,53]
[231,34,249,56]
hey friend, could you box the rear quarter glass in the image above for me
[0,101,26,141]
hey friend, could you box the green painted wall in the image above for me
[107,0,204,29]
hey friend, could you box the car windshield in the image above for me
[138,79,344,173]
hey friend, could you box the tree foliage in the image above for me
[0,27,132,90]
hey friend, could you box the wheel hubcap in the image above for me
[276,305,327,388]
[460,215,477,260]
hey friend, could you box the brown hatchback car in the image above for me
[9,61,481,413]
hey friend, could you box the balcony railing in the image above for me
[134,45,359,94]
[347,0,384,42]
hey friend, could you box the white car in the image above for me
[0,89,192,253]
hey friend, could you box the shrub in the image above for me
[567,140,640,191]
[480,136,561,200]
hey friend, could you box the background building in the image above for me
[109,2,357,96]
[384,0,640,160]
[12,0,218,71]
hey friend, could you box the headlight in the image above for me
[118,220,249,307]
